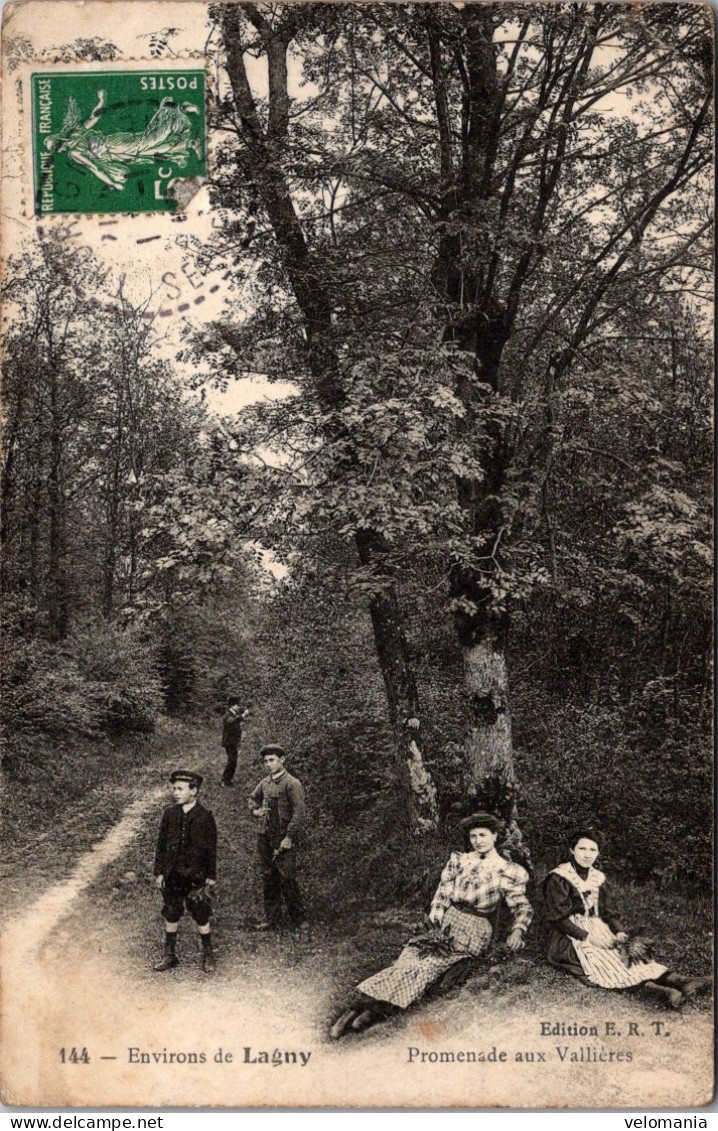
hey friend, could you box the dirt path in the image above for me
[3,790,166,951]
[1,721,712,1109]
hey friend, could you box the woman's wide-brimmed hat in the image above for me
[460,811,501,834]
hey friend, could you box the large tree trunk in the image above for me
[103,395,124,617]
[450,562,514,821]
[356,529,438,829]
[429,7,521,825]
[220,8,438,828]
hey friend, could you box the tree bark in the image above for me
[356,528,438,829]
[103,381,125,618]
[430,6,519,821]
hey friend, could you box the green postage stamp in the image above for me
[31,68,207,214]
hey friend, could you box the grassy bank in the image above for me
[3,713,711,997]
[0,716,213,911]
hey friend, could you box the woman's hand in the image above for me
[505,928,524,953]
[604,932,628,950]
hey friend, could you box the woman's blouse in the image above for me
[429,848,533,934]
[543,862,625,941]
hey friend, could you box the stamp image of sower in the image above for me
[31,68,207,215]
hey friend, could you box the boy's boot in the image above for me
[201,933,215,974]
[154,931,179,971]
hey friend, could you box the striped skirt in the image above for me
[356,906,493,1010]
[569,915,666,989]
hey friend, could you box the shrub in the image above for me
[0,634,103,743]
[0,603,163,759]
[68,619,163,733]
[515,697,711,891]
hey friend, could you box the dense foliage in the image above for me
[0,5,712,889]
[189,1,712,826]
[0,229,258,760]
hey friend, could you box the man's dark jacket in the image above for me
[153,801,217,883]
[222,707,243,748]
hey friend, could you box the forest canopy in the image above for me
[1,2,712,890]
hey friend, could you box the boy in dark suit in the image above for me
[153,770,217,973]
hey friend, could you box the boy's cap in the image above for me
[259,744,286,761]
[169,770,203,788]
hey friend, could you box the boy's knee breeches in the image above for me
[161,874,212,926]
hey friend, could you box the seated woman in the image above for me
[543,828,711,1008]
[330,812,532,1038]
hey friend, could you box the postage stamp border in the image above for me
[16,56,216,220]
[8,56,234,324]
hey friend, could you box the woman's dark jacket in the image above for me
[543,867,625,977]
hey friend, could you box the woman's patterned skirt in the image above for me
[356,905,493,1009]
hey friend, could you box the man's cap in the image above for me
[169,769,203,788]
[460,811,501,834]
[259,744,286,760]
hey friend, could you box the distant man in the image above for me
[220,698,249,787]
[248,745,306,930]
[153,770,217,973]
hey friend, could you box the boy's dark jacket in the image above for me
[154,802,217,883]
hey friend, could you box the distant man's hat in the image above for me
[259,744,286,760]
[169,770,203,788]
[460,811,501,834]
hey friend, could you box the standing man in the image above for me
[153,770,217,973]
[220,697,249,788]
[248,745,306,930]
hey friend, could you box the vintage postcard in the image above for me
[0,0,713,1110]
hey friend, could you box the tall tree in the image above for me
[1,233,218,633]
[210,1,440,828]
[203,2,711,829]
[1,230,109,636]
